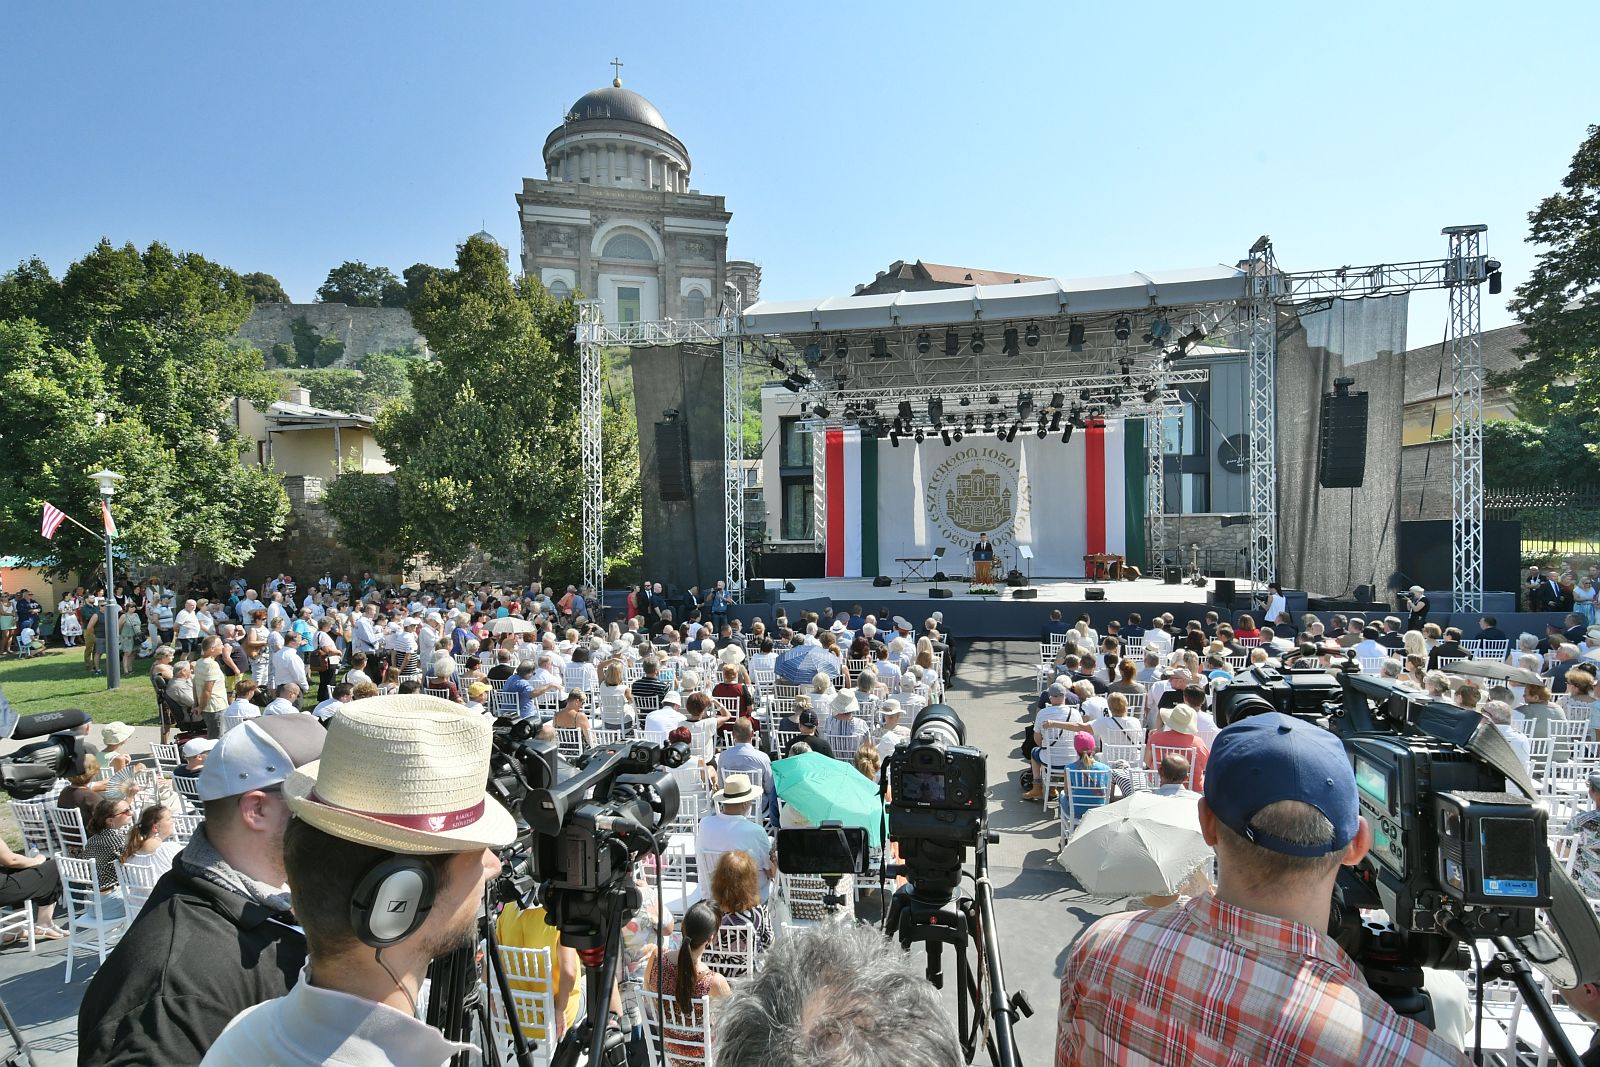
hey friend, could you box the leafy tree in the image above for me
[289,315,320,366]
[0,241,289,578]
[240,271,290,304]
[357,234,638,583]
[322,473,417,567]
[287,352,415,417]
[1482,417,1600,488]
[314,334,345,367]
[317,261,404,308]
[402,263,445,308]
[270,341,298,367]
[1506,124,1600,426]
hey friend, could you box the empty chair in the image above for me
[221,710,254,734]
[170,813,203,846]
[11,798,56,857]
[492,943,559,1058]
[1101,743,1144,768]
[150,743,182,777]
[555,727,586,759]
[50,806,88,854]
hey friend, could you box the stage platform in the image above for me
[732,575,1236,640]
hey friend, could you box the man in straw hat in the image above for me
[201,695,516,1066]
[79,714,327,1066]
[697,773,774,902]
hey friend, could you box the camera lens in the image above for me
[912,704,965,747]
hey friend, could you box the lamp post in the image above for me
[90,469,123,690]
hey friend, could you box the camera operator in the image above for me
[78,714,327,1066]
[201,695,516,1066]
[1058,711,1468,1065]
[715,921,962,1067]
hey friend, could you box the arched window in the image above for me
[602,232,655,261]
[683,289,706,319]
[548,279,571,302]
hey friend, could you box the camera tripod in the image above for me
[0,992,36,1067]
[426,879,536,1067]
[884,834,1030,1067]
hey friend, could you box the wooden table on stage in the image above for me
[973,559,995,585]
[1084,553,1125,581]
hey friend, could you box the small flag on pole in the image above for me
[41,502,66,540]
[101,499,117,538]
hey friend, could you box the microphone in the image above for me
[11,708,91,741]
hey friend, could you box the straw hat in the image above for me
[1160,704,1199,735]
[101,722,135,748]
[283,694,517,855]
[829,618,848,633]
[829,689,860,718]
[713,773,758,806]
[717,644,745,665]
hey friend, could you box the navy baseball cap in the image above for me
[1204,712,1358,857]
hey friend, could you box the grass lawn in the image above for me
[0,648,158,726]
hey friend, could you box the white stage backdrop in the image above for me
[819,421,1127,578]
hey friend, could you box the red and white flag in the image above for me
[101,499,117,538]
[41,502,66,540]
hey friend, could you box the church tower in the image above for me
[517,68,755,322]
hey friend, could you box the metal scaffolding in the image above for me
[1444,225,1488,614]
[1145,401,1168,574]
[1245,239,1279,595]
[721,286,747,600]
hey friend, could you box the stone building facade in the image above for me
[516,76,758,321]
[236,303,427,367]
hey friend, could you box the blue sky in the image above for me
[1,2,1591,345]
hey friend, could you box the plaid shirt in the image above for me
[1057,893,1468,1067]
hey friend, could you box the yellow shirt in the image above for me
[496,902,582,1039]
[193,656,227,715]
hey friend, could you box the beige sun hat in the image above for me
[283,694,517,855]
[1160,704,1199,735]
[829,689,860,717]
[101,721,135,748]
[717,644,745,665]
[713,773,758,806]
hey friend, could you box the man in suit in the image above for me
[1379,616,1407,651]
[1564,613,1588,645]
[1040,609,1071,644]
[1476,616,1508,644]
[1550,644,1582,695]
[1122,613,1147,640]
[1532,571,1568,613]
[1426,627,1472,671]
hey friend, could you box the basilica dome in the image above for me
[564,83,671,133]
[543,78,691,192]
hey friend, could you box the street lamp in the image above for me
[89,469,123,690]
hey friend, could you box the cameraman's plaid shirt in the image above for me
[1057,893,1468,1066]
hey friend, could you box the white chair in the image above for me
[641,988,715,1067]
[1436,656,1468,672]
[1060,766,1112,843]
[686,719,719,762]
[555,727,586,759]
[171,813,203,846]
[713,694,743,723]
[150,743,182,777]
[640,838,699,915]
[491,943,558,1063]
[591,728,623,748]
[633,693,662,715]
[598,687,634,730]
[533,690,561,721]
[11,798,56,857]
[56,854,128,981]
[0,900,34,953]
[221,710,254,733]
[491,691,523,719]
[50,806,88,853]
[422,685,452,702]
[702,921,758,978]
[1036,728,1077,812]
[1101,743,1144,768]
[171,774,202,804]
[1122,638,1145,660]
[116,860,161,915]
[1358,656,1387,675]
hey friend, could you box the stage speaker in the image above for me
[783,581,796,593]
[746,579,766,598]
[1006,569,1027,587]
[872,575,892,587]
[1318,388,1369,488]
[933,571,948,582]
[929,587,953,599]
[1213,579,1236,606]
[1013,588,1037,600]
[1085,587,1105,601]
[654,420,691,501]
[1164,566,1182,585]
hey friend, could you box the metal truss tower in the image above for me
[1245,239,1279,595]
[721,286,746,600]
[1145,388,1169,574]
[1444,225,1488,614]
[576,300,607,599]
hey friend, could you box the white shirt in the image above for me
[174,609,201,640]
[224,698,259,721]
[344,668,372,688]
[201,963,474,1067]
[695,813,773,898]
[271,646,309,690]
[643,707,687,735]
[236,598,264,622]
[1264,593,1288,626]
[311,697,347,721]
[1143,629,1173,655]
[1495,723,1533,771]
[267,600,290,627]
[263,697,300,716]
[1092,714,1145,750]
[352,615,381,653]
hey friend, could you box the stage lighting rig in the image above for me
[983,412,995,433]
[940,428,952,446]
[964,413,975,434]
[1250,234,1272,254]
[959,396,971,407]
[1025,321,1040,347]
[898,400,915,422]
[1143,316,1169,347]
[803,341,823,364]
[1061,423,1074,444]
[814,402,831,419]
[1005,420,1020,443]
[871,335,892,359]
[1142,385,1160,404]
[1049,391,1065,411]
[916,331,932,354]
[987,394,1000,406]
[1036,424,1047,440]
[1002,327,1020,357]
[928,397,944,428]
[1017,392,1034,420]
[769,354,787,372]
[1049,411,1062,432]
[890,428,901,447]
[915,428,925,443]
[1114,316,1131,341]
[970,328,986,354]
[834,335,850,360]
[944,328,960,356]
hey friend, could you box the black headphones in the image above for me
[350,855,437,947]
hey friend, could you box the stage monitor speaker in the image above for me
[1085,587,1105,601]
[783,581,796,593]
[1318,389,1369,488]
[1006,569,1027,587]
[654,420,691,501]
[746,579,766,598]
[1013,588,1037,600]
[1213,579,1236,606]
[929,587,953,599]
[933,571,948,582]
[872,575,892,587]
[1164,566,1182,585]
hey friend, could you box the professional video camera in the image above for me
[1213,665,1600,1065]
[0,689,90,799]
[877,704,1030,1067]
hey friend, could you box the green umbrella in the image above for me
[771,751,886,846]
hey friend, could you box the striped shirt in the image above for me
[1057,893,1467,1066]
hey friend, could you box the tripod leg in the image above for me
[0,995,36,1067]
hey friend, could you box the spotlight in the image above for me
[803,342,822,364]
[983,412,995,433]
[1142,386,1159,403]
[928,397,944,428]
[890,429,901,447]
[1488,270,1503,295]
[1110,392,1122,408]
[916,331,932,354]
[914,428,924,444]
[834,335,849,360]
[959,396,971,406]
[898,400,915,422]
[1049,391,1065,410]
[865,399,877,412]
[953,428,964,442]
[781,375,802,393]
[1250,234,1271,255]
[1017,392,1034,420]
[988,394,1000,405]
[964,413,975,433]
[944,328,960,356]
[769,354,787,372]
[970,328,986,354]
[1143,317,1169,347]
[1114,316,1131,341]
[1067,321,1086,350]
[940,428,952,446]
[1049,411,1061,432]
[1061,423,1073,444]
[1005,420,1020,443]
[1024,321,1040,347]
[814,402,831,418]
[1002,327,1019,357]
[871,335,891,359]
[1036,424,1047,439]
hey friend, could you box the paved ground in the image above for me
[0,640,1111,1066]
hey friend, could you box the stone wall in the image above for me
[1161,514,1251,576]
[236,303,427,367]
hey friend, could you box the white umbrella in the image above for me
[1060,791,1213,896]
[489,616,535,635]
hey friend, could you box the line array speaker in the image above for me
[654,420,691,501]
[1318,389,1369,489]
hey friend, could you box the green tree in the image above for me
[1482,417,1600,487]
[287,352,415,417]
[322,473,416,567]
[356,234,638,583]
[314,333,345,367]
[317,261,403,308]
[402,263,445,308]
[270,341,298,368]
[289,315,320,366]
[240,271,290,304]
[0,241,289,578]
[1506,124,1600,426]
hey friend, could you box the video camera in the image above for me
[886,703,988,900]
[0,689,90,800]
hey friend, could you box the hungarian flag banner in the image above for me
[41,502,66,540]
[101,498,117,538]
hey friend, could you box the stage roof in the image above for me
[741,264,1251,335]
